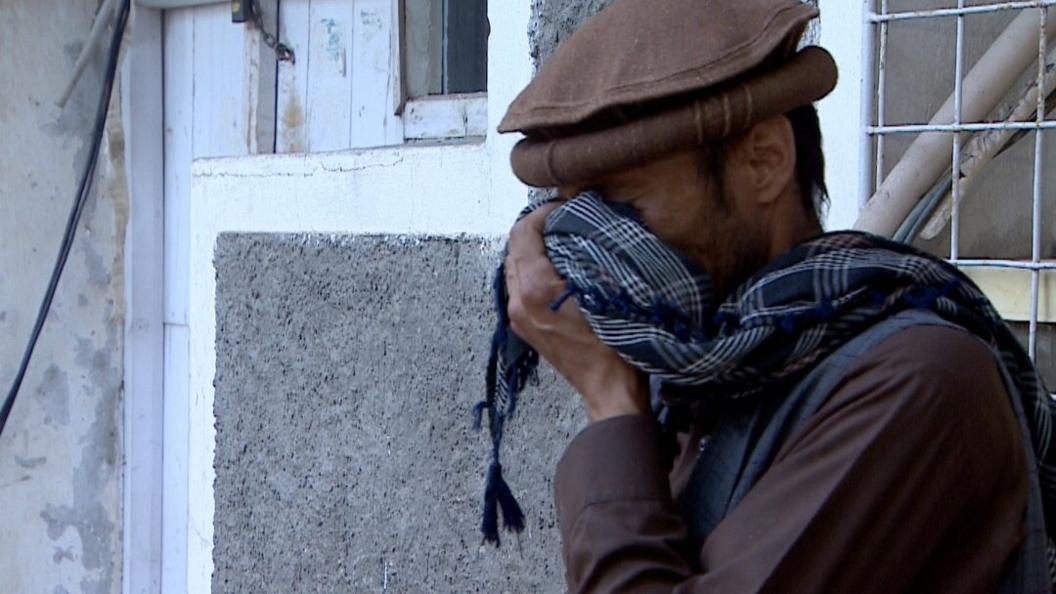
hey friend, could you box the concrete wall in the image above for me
[0,2,126,594]
[212,234,581,592]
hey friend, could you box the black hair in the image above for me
[786,104,828,224]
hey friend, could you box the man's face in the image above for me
[583,149,772,298]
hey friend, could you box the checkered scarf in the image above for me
[477,192,1055,555]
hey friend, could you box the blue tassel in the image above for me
[481,462,524,546]
[495,466,525,534]
[472,401,488,431]
[481,462,501,545]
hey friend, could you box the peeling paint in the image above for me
[53,546,75,564]
[82,245,110,288]
[281,90,306,154]
[0,475,31,489]
[318,17,348,77]
[35,364,70,426]
[38,371,119,589]
[15,455,48,469]
[358,10,383,42]
[321,18,344,62]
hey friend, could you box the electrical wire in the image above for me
[0,0,131,441]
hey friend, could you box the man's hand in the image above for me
[505,202,650,423]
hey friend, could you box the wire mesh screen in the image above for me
[861,0,1056,385]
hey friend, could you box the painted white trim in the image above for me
[121,6,165,594]
[818,0,867,231]
[161,8,193,593]
[137,0,222,7]
[403,93,488,140]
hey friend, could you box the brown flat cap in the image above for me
[499,0,839,188]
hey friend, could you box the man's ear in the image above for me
[728,115,797,206]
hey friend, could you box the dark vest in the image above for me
[673,309,1050,593]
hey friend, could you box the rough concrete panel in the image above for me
[213,234,584,593]
[0,2,125,593]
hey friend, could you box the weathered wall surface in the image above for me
[0,2,125,593]
[212,234,581,593]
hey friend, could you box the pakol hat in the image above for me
[498,0,839,188]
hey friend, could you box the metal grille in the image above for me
[860,0,1055,363]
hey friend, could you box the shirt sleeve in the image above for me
[553,325,1028,594]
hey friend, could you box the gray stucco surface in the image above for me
[0,2,125,593]
[528,0,617,69]
[213,234,584,593]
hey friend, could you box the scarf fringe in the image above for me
[481,462,524,546]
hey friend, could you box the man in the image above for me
[475,0,1056,592]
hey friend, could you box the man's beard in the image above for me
[688,207,771,303]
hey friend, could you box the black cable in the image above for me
[0,0,131,441]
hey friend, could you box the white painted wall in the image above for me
[163,5,280,591]
[818,0,867,230]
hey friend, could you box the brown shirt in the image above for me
[555,325,1028,593]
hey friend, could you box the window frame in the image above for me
[397,0,488,142]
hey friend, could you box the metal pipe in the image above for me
[858,7,1055,237]
[869,121,1056,133]
[869,0,1056,22]
[876,0,889,193]
[57,0,119,108]
[919,42,1056,240]
[1030,7,1047,360]
[857,7,1055,238]
[951,0,966,260]
[955,259,1056,270]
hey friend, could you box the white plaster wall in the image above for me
[0,2,127,593]
[185,1,861,589]
[818,0,867,230]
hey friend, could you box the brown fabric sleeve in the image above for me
[555,414,695,592]
[554,325,1027,594]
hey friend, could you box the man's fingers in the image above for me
[508,201,562,259]
[506,201,566,301]
[506,202,568,336]
[506,254,565,326]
